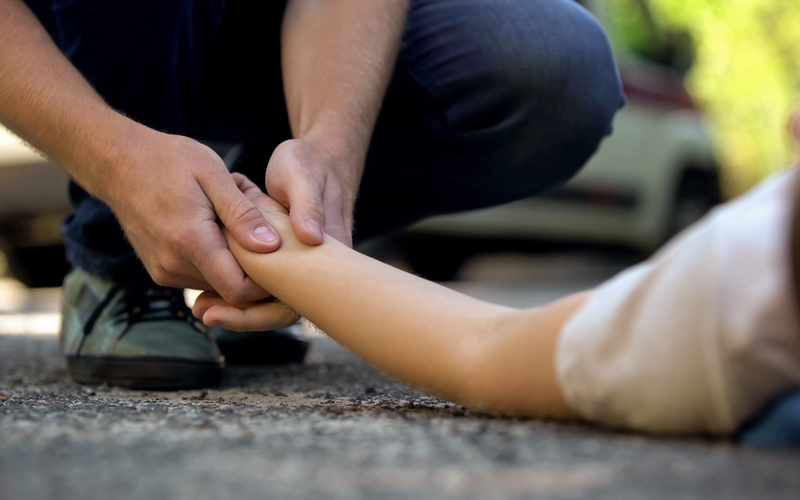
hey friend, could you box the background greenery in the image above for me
[606,0,800,195]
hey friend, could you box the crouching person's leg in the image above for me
[354,0,626,239]
[54,0,228,389]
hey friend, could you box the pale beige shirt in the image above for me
[557,168,800,435]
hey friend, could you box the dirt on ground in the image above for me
[1,332,799,500]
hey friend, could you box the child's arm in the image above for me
[194,183,589,419]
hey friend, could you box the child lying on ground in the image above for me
[192,166,800,441]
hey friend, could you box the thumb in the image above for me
[205,173,282,254]
[287,183,326,246]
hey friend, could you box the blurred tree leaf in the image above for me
[608,0,800,194]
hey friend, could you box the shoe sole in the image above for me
[66,354,224,390]
[216,332,310,365]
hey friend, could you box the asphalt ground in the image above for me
[1,251,799,499]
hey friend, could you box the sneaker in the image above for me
[213,324,310,365]
[60,267,224,389]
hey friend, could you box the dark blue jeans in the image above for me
[45,0,625,281]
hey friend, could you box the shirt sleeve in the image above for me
[555,168,800,435]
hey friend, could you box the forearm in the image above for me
[281,0,408,182]
[225,213,586,419]
[0,0,140,198]
[232,225,510,398]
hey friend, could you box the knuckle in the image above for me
[227,197,264,228]
[230,172,247,187]
[158,240,196,277]
[158,255,182,277]
[150,272,167,286]
[176,234,201,260]
[149,267,173,287]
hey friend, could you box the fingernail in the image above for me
[306,219,324,240]
[254,225,277,243]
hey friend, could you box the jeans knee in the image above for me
[434,0,624,140]
[540,3,625,140]
[501,1,624,141]
[461,1,624,193]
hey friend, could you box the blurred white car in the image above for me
[409,0,720,255]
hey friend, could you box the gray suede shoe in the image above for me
[60,268,224,389]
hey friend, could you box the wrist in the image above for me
[64,112,157,203]
[298,121,367,206]
[299,114,369,168]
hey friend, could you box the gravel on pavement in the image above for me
[1,254,799,499]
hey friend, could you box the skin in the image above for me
[276,0,409,248]
[0,0,408,304]
[193,177,585,419]
[196,155,800,422]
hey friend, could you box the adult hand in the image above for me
[0,0,277,304]
[98,129,281,305]
[264,138,358,248]
[192,180,301,332]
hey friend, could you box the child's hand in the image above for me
[232,173,291,221]
[192,290,299,331]
[193,174,300,331]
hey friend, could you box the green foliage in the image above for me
[608,0,800,194]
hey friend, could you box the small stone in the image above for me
[190,390,208,401]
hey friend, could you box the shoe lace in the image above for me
[82,283,206,338]
[120,287,203,329]
[76,276,208,357]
